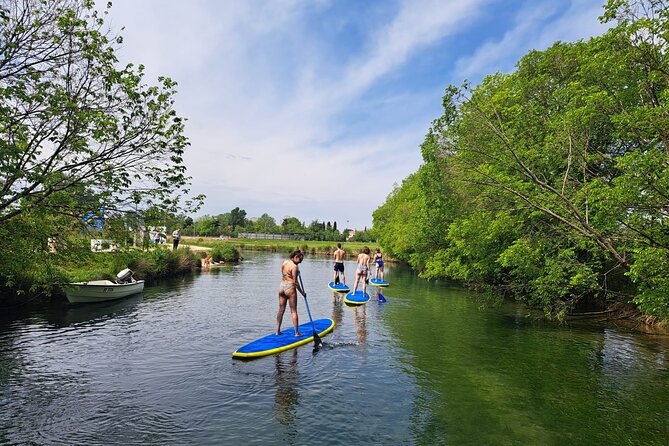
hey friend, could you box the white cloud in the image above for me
[454,0,610,81]
[99,0,610,228]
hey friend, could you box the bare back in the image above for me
[357,253,370,268]
[281,260,298,284]
[333,248,346,263]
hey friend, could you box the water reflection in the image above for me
[331,294,344,329]
[353,306,367,345]
[55,294,143,327]
[1,252,668,446]
[273,350,299,438]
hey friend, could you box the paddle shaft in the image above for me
[298,272,322,347]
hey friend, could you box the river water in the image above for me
[1,251,668,445]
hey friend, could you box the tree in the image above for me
[281,216,304,233]
[373,0,669,319]
[0,0,203,227]
[229,207,247,229]
[192,215,216,236]
[256,213,277,232]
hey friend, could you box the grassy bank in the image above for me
[0,247,211,306]
[182,236,382,257]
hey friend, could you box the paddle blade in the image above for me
[378,292,387,303]
[313,331,323,348]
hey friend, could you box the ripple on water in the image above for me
[1,252,669,445]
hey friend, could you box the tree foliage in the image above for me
[373,0,669,319]
[0,0,203,226]
[0,0,203,296]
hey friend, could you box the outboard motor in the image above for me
[116,268,136,284]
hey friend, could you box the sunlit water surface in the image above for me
[1,252,668,445]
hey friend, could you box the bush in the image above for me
[211,244,241,262]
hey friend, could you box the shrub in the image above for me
[211,244,241,262]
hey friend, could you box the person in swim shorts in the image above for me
[351,246,371,295]
[333,243,346,285]
[373,248,384,281]
[277,250,306,336]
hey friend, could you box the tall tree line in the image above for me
[373,0,669,319]
[186,210,348,241]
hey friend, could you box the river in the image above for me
[1,251,668,445]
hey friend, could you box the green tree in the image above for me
[229,207,247,229]
[256,213,277,232]
[193,215,216,237]
[0,0,203,226]
[281,216,304,233]
[373,0,669,319]
[0,0,204,297]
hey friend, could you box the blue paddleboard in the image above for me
[370,278,389,287]
[328,281,350,293]
[232,318,334,359]
[344,290,370,305]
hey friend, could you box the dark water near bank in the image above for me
[1,252,668,445]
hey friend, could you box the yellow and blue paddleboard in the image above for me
[344,290,370,305]
[328,281,350,293]
[370,278,389,287]
[232,318,334,359]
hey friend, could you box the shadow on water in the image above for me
[49,294,144,327]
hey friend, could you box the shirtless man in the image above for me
[277,250,306,336]
[351,246,371,296]
[332,243,346,285]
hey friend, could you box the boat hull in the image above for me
[63,280,145,303]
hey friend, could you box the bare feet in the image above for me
[276,331,282,336]
[295,332,303,337]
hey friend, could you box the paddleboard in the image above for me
[232,318,334,359]
[344,290,370,305]
[328,281,350,293]
[370,278,389,287]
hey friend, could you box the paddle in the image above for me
[297,272,322,348]
[378,291,387,303]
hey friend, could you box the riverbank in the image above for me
[181,236,388,258]
[0,247,223,307]
[563,300,669,335]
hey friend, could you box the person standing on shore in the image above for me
[172,228,181,250]
[332,243,346,285]
[277,250,306,336]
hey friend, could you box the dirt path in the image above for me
[181,244,210,252]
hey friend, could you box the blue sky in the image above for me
[102,0,611,229]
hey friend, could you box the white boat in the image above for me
[63,269,145,303]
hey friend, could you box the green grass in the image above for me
[182,236,378,256]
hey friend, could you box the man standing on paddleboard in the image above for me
[277,250,306,336]
[333,243,346,285]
